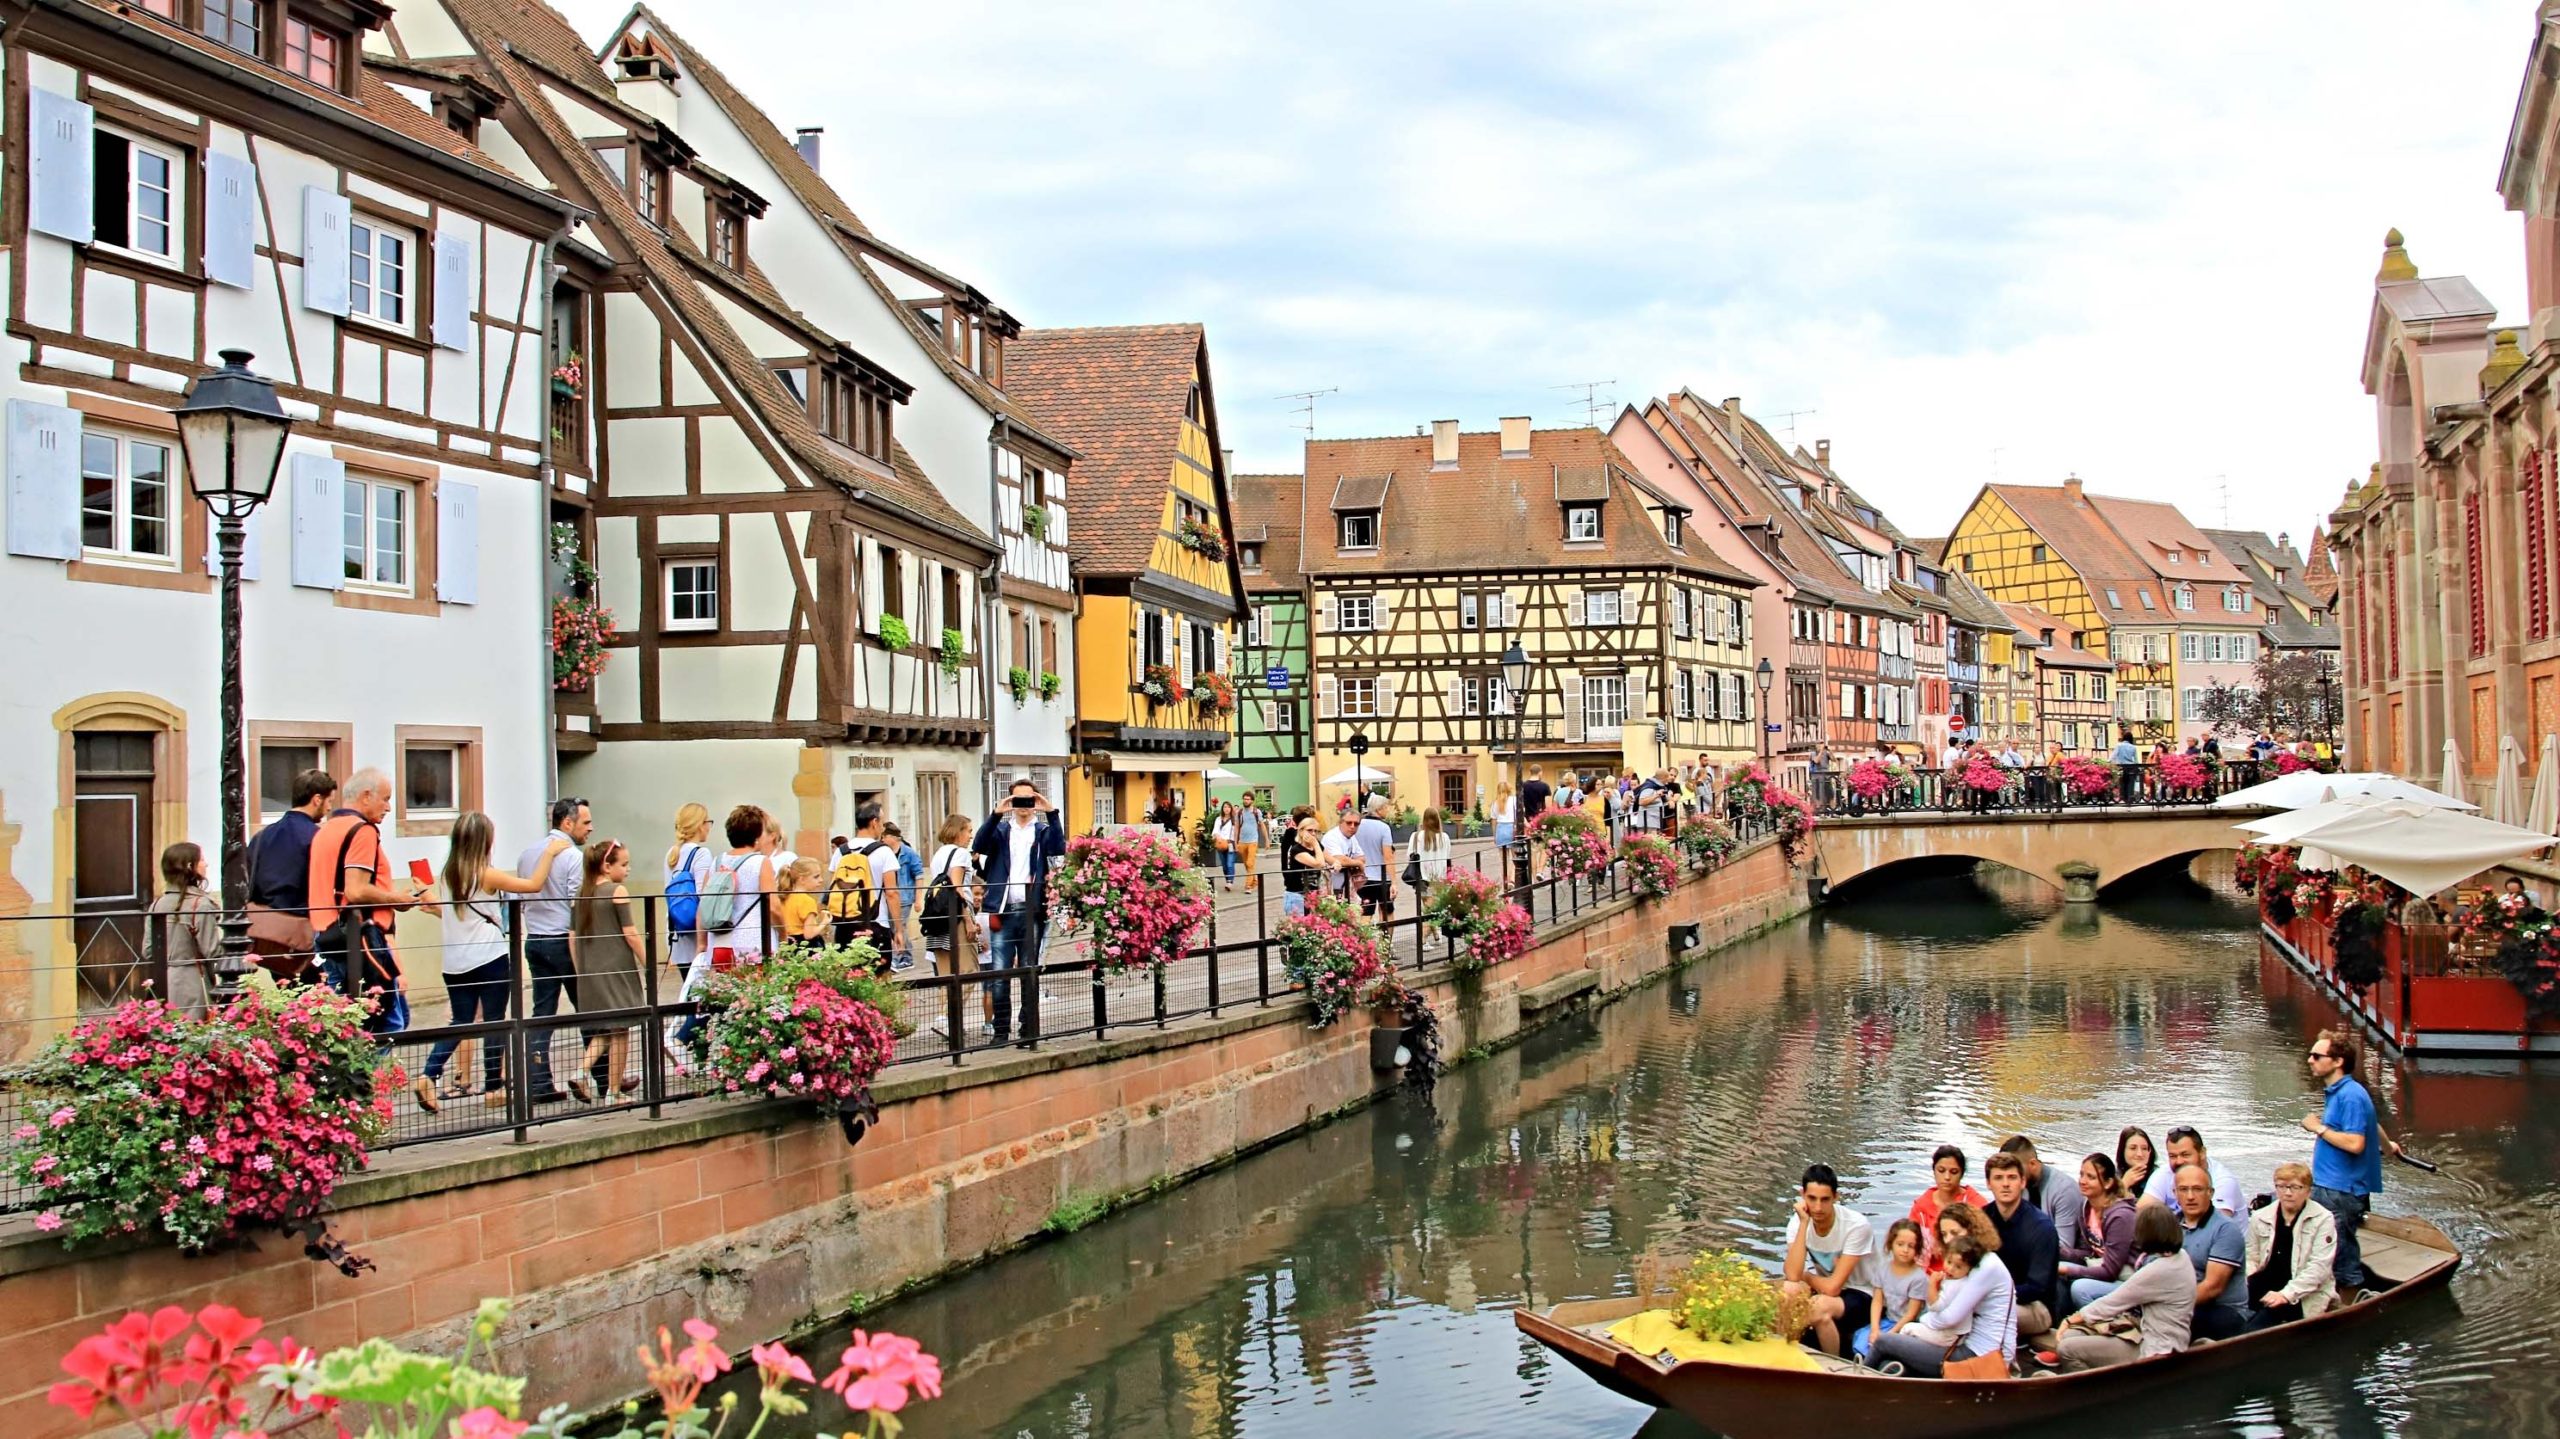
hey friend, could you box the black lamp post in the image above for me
[1754,657,1775,763]
[176,351,293,997]
[1502,640,1532,882]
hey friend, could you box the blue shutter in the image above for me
[203,151,258,289]
[435,479,479,604]
[302,187,351,316]
[288,452,346,590]
[5,400,83,560]
[28,90,95,244]
[431,230,476,351]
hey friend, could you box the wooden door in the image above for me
[1438,768,1467,814]
[72,731,157,1011]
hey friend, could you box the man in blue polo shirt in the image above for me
[2302,1029,2402,1297]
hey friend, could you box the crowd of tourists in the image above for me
[1778,1029,2401,1378]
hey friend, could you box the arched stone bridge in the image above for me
[1810,806,2275,901]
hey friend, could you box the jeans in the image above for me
[525,936,576,1095]
[1282,890,1306,918]
[1494,821,1515,850]
[2118,768,2139,804]
[2313,1185,2372,1289]
[424,956,510,1090]
[2192,1303,2248,1341]
[2068,1276,2122,1313]
[986,907,1042,1038]
[1220,848,1237,882]
[1869,1327,1987,1376]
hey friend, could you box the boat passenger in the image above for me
[1908,1145,1985,1273]
[2115,1125,2159,1202]
[2172,1163,2250,1341]
[1780,1163,1879,1357]
[1868,1234,2015,1378]
[2000,1135,2087,1252]
[2060,1153,2138,1311]
[1872,1220,1932,1349]
[2139,1126,2247,1219]
[1982,1152,2061,1340]
[2245,1161,2339,1331]
[2052,1203,2194,1371]
[2302,1030,2401,1301]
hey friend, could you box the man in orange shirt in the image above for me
[308,768,426,1030]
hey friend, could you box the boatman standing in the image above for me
[2300,1029,2403,1300]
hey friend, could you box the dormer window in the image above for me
[203,0,262,56]
[1339,511,1377,551]
[636,159,670,227]
[284,14,343,88]
[1240,543,1262,572]
[2173,584,2194,611]
[813,365,893,463]
[1564,504,1602,542]
[1664,511,1684,548]
[710,204,743,270]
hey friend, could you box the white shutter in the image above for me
[1561,674,1585,742]
[28,90,95,244]
[203,151,258,289]
[1491,677,1510,716]
[1317,674,1339,719]
[1315,592,1335,633]
[1568,591,1587,627]
[923,561,944,635]
[1376,672,1398,715]
[1699,667,1716,719]
[1502,593,1520,628]
[4,401,82,559]
[288,453,347,590]
[1374,590,1395,633]
[1446,676,1464,713]
[1256,699,1275,731]
[431,230,477,351]
[860,540,884,633]
[435,479,480,604]
[1635,670,1655,721]
[210,509,268,581]
[1617,589,1632,625]
[302,186,351,316]
[1047,503,1067,545]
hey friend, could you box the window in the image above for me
[341,475,411,591]
[1584,674,1627,736]
[1186,619,1215,673]
[1239,543,1262,571]
[1586,589,1622,625]
[405,746,458,817]
[202,0,261,55]
[1460,675,1482,716]
[710,205,743,270]
[2138,589,2156,610]
[394,726,482,836]
[1665,512,1684,548]
[1339,511,1377,550]
[2092,674,2108,702]
[1677,669,1696,719]
[1340,676,1377,717]
[1338,593,1374,632]
[2232,634,2253,664]
[1670,588,1689,638]
[2033,544,2049,563]
[284,16,343,88]
[2058,673,2076,701]
[638,160,669,226]
[80,432,175,564]
[2224,586,2247,613]
[90,130,184,262]
[943,569,965,640]
[2174,584,2194,612]
[257,743,319,818]
[2103,587,2120,608]
[349,219,411,327]
[1460,592,1479,629]
[1488,677,1510,715]
[1565,504,1602,542]
[664,559,718,632]
[2181,633,2200,663]
[1273,699,1297,734]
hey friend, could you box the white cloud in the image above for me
[556,0,2532,544]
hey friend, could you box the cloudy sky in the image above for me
[559,0,2532,544]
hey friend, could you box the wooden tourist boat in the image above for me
[1515,1214,2459,1439]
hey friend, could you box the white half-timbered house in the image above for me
[398,0,1002,856]
[0,0,575,1031]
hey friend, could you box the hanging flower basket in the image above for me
[1424,868,1502,942]
[1275,897,1386,1028]
[1047,830,1211,976]
[551,594,615,692]
[1023,503,1049,540]
[1137,664,1185,706]
[2059,755,2116,801]
[1007,666,1034,705]
[1038,670,1064,701]
[877,614,912,651]
[2329,901,2389,991]
[1676,815,1735,869]
[1529,809,1611,880]
[1620,834,1679,899]
[699,941,901,1145]
[1190,670,1237,720]
[1462,902,1534,972]
[2494,921,2560,1017]
[550,352,585,399]
[939,628,965,679]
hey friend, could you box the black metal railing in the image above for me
[1794,758,2282,817]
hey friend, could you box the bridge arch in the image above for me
[1809,810,2263,903]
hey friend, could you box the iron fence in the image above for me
[1795,758,2278,818]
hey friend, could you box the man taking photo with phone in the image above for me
[973,778,1065,1045]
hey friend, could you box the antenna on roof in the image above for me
[2213,474,2230,527]
[1772,409,1817,442]
[1275,387,1338,438]
[1990,447,2006,483]
[1550,379,1616,429]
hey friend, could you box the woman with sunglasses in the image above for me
[571,837,647,1098]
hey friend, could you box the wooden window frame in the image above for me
[1337,593,1374,633]
[79,426,183,571]
[245,719,352,833]
[1564,504,1603,543]
[201,0,267,59]
[282,12,350,93]
[1339,675,1378,718]
[708,201,745,271]
[89,124,191,272]
[346,208,419,335]
[662,551,721,634]
[1338,511,1377,552]
[332,447,440,617]
[393,724,483,838]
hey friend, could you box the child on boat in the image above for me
[1853,1219,1932,1361]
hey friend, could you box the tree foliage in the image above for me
[2197,649,2341,739]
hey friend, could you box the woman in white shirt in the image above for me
[1212,806,1239,891]
[1410,807,1453,909]
[1493,783,1518,852]
[419,811,571,1112]
[661,803,716,1051]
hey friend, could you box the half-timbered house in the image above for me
[0,0,575,1024]
[2001,603,2113,752]
[1226,472,1313,812]
[1005,324,1243,835]
[595,7,1082,813]
[407,0,1000,854]
[1300,422,1759,815]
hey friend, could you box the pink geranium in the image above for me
[1046,831,1212,975]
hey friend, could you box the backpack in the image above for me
[919,845,970,941]
[700,854,750,934]
[665,844,705,931]
[825,842,884,923]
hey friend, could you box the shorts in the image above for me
[1835,1287,1874,1336]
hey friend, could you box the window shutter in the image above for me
[1635,670,1655,720]
[431,230,477,351]
[1446,676,1464,713]
[302,186,351,316]
[860,540,884,633]
[1315,593,1335,633]
[1046,502,1066,545]
[1700,668,1716,719]
[203,151,258,289]
[1617,589,1632,625]
[288,453,347,590]
[28,90,95,244]
[1317,674,1338,719]
[1374,590,1395,633]
[210,510,268,581]
[435,479,480,604]
[1376,672,1398,715]
[1568,591,1587,627]
[1561,674,1585,741]
[4,400,82,560]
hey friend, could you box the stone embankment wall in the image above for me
[0,843,1804,1433]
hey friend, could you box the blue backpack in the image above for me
[665,844,705,931]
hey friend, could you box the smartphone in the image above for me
[408,858,434,887]
[1012,795,1039,810]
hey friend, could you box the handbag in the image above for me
[1400,854,1422,887]
[243,902,313,954]
[1941,1284,2015,1379]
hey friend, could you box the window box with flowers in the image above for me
[548,526,615,694]
[1023,503,1049,540]
[939,628,965,679]
[877,614,912,652]
[1137,664,1185,706]
[551,352,585,401]
[1008,665,1034,705]
[1190,670,1237,720]
[1039,669,1064,701]
[1175,515,1227,561]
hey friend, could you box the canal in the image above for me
[779,864,2560,1437]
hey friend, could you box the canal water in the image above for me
[772,864,2560,1438]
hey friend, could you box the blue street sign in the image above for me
[1766,722,1782,733]
[1266,666,1289,692]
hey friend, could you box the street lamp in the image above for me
[1502,640,1532,883]
[176,350,293,996]
[1754,657,1775,764]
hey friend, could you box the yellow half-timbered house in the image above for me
[1005,325,1244,833]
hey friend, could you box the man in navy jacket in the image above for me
[972,777,1066,1042]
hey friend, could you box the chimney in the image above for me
[1722,396,1741,416]
[1499,416,1531,457]
[1221,448,1234,477]
[1815,438,1831,466]
[1430,419,1460,469]
[610,38,680,125]
[2277,530,2291,552]
[794,127,824,171]
[2062,474,2085,504]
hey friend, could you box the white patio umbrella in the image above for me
[2491,736,2528,827]
[2440,739,2468,806]
[1206,768,1246,783]
[2234,795,2421,848]
[1317,764,1391,787]
[2530,733,2560,838]
[2213,771,2475,811]
[2276,802,2557,898]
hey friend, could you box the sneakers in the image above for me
[890,952,915,973]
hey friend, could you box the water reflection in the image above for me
[748,863,2558,1439]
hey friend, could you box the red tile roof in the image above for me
[1004,323,1222,580]
[1231,473,1308,591]
[1998,603,2111,668]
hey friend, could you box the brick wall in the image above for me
[0,843,1804,1435]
